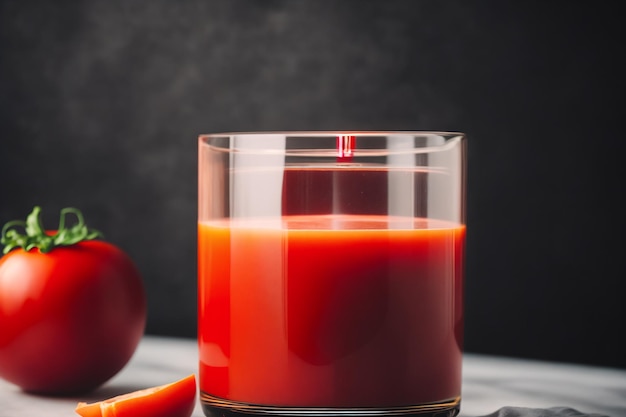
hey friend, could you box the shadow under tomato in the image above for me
[17,383,152,401]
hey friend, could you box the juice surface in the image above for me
[198,215,465,407]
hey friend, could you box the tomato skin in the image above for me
[0,240,146,395]
[75,374,197,417]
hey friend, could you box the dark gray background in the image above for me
[1,1,625,369]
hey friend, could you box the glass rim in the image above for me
[199,130,465,139]
[199,131,465,157]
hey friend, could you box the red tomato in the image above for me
[0,208,146,395]
[75,374,197,417]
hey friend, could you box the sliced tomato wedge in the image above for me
[75,374,197,417]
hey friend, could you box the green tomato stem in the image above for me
[0,206,103,254]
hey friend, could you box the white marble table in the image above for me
[1,336,625,417]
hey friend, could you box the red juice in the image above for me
[198,215,464,408]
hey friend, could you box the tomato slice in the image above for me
[75,374,197,417]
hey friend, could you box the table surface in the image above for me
[1,336,625,417]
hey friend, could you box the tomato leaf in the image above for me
[1,206,103,254]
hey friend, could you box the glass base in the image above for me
[200,392,460,417]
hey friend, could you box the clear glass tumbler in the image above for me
[198,132,466,417]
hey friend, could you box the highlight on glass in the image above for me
[198,132,467,417]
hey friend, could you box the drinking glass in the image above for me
[198,132,466,417]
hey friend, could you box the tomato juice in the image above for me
[198,215,464,408]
